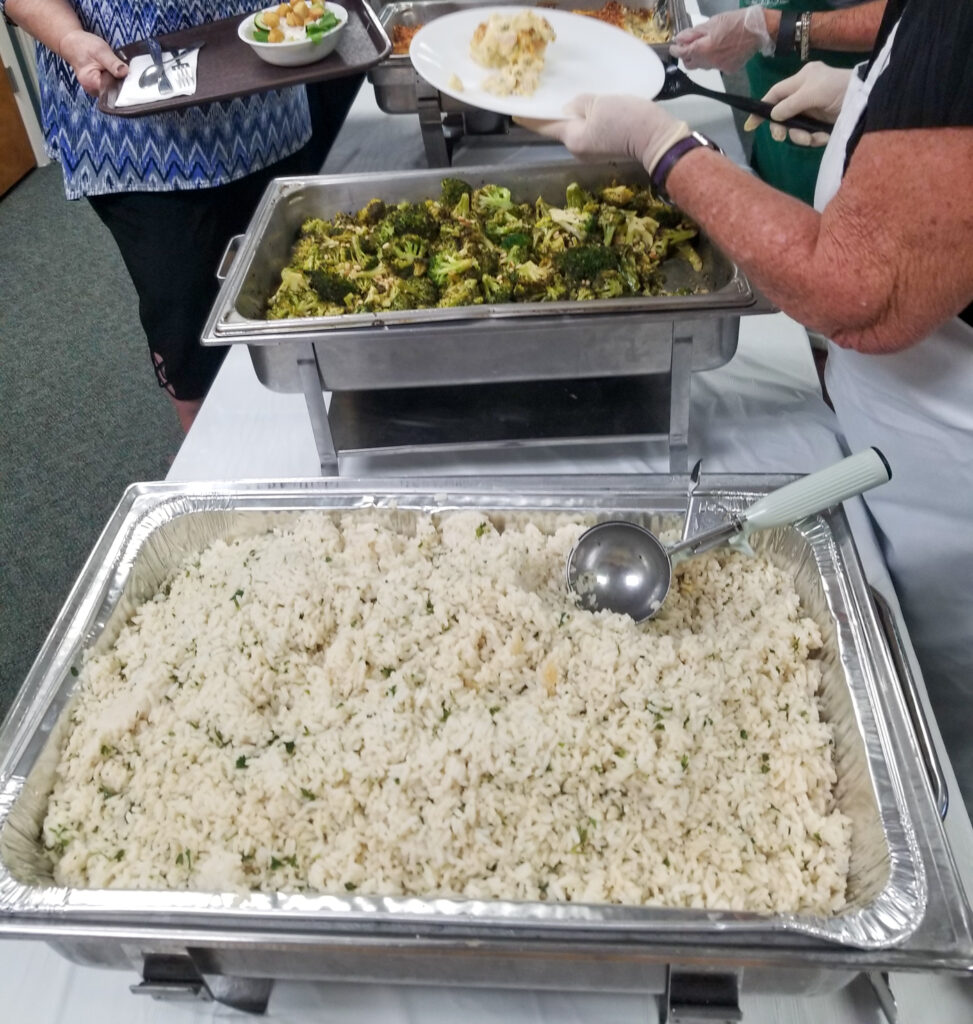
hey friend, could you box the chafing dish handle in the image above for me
[216,234,244,282]
[871,587,949,819]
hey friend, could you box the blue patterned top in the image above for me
[0,1,311,199]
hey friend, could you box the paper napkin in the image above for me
[113,46,201,108]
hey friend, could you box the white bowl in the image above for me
[237,5,348,67]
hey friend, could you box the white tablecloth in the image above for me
[3,5,970,1019]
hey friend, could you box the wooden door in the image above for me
[0,63,35,196]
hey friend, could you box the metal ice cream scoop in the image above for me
[566,448,892,622]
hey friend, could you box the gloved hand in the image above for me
[57,29,128,96]
[516,94,690,175]
[669,7,773,72]
[743,61,852,147]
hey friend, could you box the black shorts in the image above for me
[88,77,363,401]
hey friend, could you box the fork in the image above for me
[146,37,173,94]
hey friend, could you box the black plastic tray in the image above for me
[98,1,390,117]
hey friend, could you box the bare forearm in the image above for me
[764,1,886,54]
[6,0,84,55]
[665,149,841,334]
[665,131,973,354]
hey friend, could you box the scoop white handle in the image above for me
[743,448,891,531]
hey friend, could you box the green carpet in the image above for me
[0,164,183,725]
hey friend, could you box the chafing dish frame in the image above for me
[201,161,774,475]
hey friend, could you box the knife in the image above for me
[145,37,173,94]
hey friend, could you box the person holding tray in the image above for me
[519,0,973,815]
[2,0,359,432]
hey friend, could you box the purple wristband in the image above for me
[651,135,703,197]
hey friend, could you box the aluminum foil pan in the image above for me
[0,479,968,973]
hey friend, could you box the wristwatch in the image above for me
[775,10,799,58]
[776,10,813,61]
[651,131,723,203]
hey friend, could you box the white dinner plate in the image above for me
[409,6,666,121]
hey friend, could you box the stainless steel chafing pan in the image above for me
[200,161,772,473]
[201,160,768,394]
[1,478,970,1011]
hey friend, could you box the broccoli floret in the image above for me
[350,232,379,269]
[616,246,643,293]
[428,248,479,287]
[356,198,387,226]
[676,241,704,272]
[511,259,554,301]
[384,234,429,275]
[548,206,596,242]
[500,231,531,251]
[532,217,569,257]
[617,210,661,249]
[498,231,533,267]
[472,184,513,217]
[438,217,482,248]
[384,275,439,310]
[598,205,626,248]
[385,201,440,240]
[599,184,636,207]
[592,269,627,299]
[483,209,529,245]
[565,182,597,212]
[553,244,621,283]
[451,192,472,219]
[308,267,356,305]
[481,274,513,303]
[544,274,569,302]
[465,238,501,276]
[438,277,483,308]
[441,177,473,211]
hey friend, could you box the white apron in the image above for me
[814,27,973,816]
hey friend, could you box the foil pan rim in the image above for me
[0,480,941,954]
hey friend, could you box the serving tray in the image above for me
[97,0,390,118]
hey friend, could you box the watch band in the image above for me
[775,10,799,58]
[799,11,813,62]
[651,132,722,202]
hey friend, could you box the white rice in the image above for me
[43,510,851,914]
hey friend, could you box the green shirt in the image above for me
[740,1,863,204]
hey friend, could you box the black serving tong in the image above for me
[657,61,832,136]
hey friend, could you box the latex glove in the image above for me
[743,62,852,147]
[57,29,128,96]
[516,94,690,176]
[669,7,773,73]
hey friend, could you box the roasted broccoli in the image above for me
[481,274,513,304]
[428,246,479,288]
[565,182,597,212]
[386,275,439,310]
[548,206,596,242]
[383,201,439,240]
[554,244,621,283]
[439,277,483,307]
[356,198,387,226]
[265,178,705,318]
[599,184,636,207]
[472,184,514,217]
[385,234,429,276]
[441,177,473,211]
[308,267,357,305]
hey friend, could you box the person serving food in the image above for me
[518,0,973,815]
